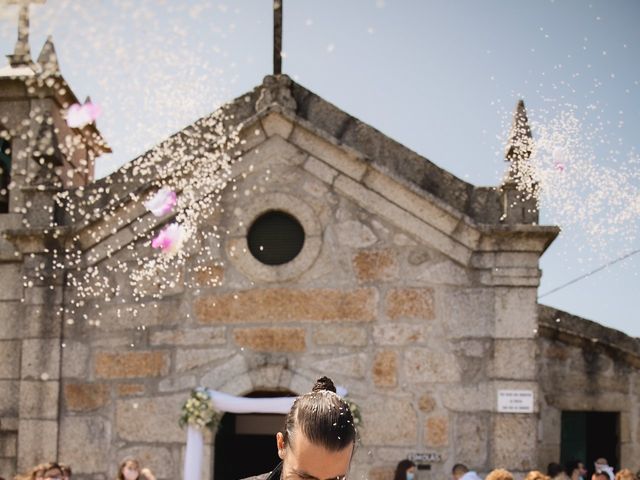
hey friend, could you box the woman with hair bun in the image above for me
[244,376,358,480]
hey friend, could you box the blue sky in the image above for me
[1,0,638,336]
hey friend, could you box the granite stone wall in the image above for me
[0,80,570,480]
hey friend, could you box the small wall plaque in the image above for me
[497,389,534,413]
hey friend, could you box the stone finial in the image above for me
[255,74,297,113]
[500,99,538,225]
[6,0,46,67]
[505,99,532,163]
[37,36,60,75]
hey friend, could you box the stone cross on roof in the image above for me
[6,0,46,67]
[273,0,283,75]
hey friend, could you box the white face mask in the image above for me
[407,472,415,480]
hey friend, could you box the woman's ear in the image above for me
[276,432,286,460]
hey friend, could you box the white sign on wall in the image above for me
[497,390,534,413]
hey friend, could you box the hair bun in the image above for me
[312,376,336,393]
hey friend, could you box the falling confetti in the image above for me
[143,187,178,217]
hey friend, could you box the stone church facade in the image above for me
[1,33,639,480]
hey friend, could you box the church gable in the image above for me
[70,77,556,276]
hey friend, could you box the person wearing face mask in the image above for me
[116,458,156,480]
[593,458,614,480]
[394,460,417,480]
[243,376,357,480]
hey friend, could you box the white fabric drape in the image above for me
[182,386,348,480]
[183,425,204,480]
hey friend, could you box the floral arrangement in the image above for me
[179,389,221,430]
[345,398,363,428]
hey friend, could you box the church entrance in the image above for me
[560,411,620,471]
[213,391,291,480]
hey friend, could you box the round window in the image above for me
[247,211,305,265]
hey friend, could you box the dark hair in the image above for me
[394,460,416,480]
[283,376,356,452]
[565,460,581,475]
[548,463,564,478]
[453,464,470,476]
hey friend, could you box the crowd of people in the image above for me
[2,377,638,480]
[393,458,640,480]
[3,458,155,480]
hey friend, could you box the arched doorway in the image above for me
[213,390,294,480]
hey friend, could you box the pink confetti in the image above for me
[66,100,102,128]
[144,187,177,217]
[151,223,186,256]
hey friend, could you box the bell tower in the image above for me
[0,0,110,223]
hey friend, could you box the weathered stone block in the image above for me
[175,348,234,372]
[368,466,395,480]
[94,351,169,379]
[17,419,58,472]
[416,259,470,285]
[117,383,146,397]
[453,413,490,468]
[61,341,89,378]
[0,340,20,378]
[494,287,537,339]
[20,305,62,338]
[248,365,287,391]
[491,414,537,470]
[20,338,60,380]
[304,155,338,185]
[425,415,449,447]
[159,375,196,392]
[334,174,472,265]
[311,353,367,379]
[95,299,185,332]
[353,249,398,282]
[0,416,18,432]
[59,416,110,473]
[19,380,59,418]
[373,350,397,387]
[0,302,21,339]
[0,430,17,457]
[372,324,425,346]
[220,372,254,396]
[0,380,19,417]
[201,355,248,390]
[193,265,224,287]
[385,288,435,320]
[418,394,436,413]
[404,348,460,383]
[116,394,185,442]
[333,220,378,248]
[0,458,16,480]
[64,383,108,412]
[312,326,368,347]
[234,328,306,352]
[261,112,294,138]
[0,264,22,300]
[23,286,63,306]
[360,397,417,446]
[196,288,377,323]
[290,125,367,180]
[445,288,494,338]
[151,326,227,346]
[491,339,536,380]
